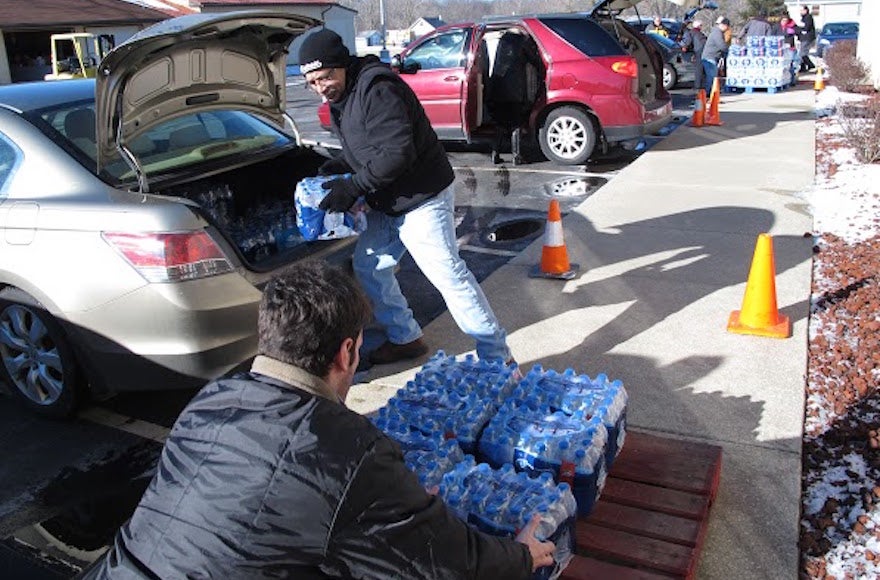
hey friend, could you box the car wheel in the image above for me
[538,107,596,165]
[0,288,81,417]
[663,64,677,90]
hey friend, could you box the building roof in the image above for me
[419,16,445,28]
[125,0,197,17]
[0,0,173,29]
[198,0,337,5]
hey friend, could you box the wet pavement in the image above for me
[0,80,695,576]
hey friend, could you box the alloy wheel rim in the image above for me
[0,304,65,405]
[547,117,587,160]
[664,67,672,88]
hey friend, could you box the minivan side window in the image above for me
[0,133,22,199]
[540,18,626,58]
[407,29,471,70]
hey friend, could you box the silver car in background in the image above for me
[0,11,341,417]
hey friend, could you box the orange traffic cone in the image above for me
[690,89,706,127]
[727,233,791,339]
[704,77,723,126]
[529,199,579,280]
[814,66,825,91]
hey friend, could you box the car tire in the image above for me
[538,107,596,165]
[0,287,82,417]
[663,64,677,90]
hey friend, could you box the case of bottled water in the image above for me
[374,351,519,453]
[293,175,367,241]
[439,457,577,580]
[480,399,609,517]
[516,365,628,467]
[403,439,465,488]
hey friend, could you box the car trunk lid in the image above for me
[588,0,702,15]
[95,10,318,186]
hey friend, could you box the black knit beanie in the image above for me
[299,29,351,74]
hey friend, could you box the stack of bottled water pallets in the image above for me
[726,36,797,93]
[371,351,628,580]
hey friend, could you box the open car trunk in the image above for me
[600,19,666,103]
[154,147,332,270]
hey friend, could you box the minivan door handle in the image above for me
[443,76,460,82]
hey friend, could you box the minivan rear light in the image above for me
[611,59,639,78]
[102,231,234,283]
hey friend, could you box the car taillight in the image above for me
[611,59,639,78]
[102,231,233,283]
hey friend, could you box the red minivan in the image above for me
[318,12,672,165]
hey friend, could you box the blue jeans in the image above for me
[353,185,511,362]
[702,58,718,95]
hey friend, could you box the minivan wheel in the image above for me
[663,64,677,90]
[0,288,81,417]
[538,107,596,165]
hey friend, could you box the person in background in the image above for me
[680,20,707,94]
[298,28,517,369]
[82,262,555,579]
[647,16,670,37]
[702,16,731,94]
[796,5,817,72]
[779,16,798,49]
[738,8,774,40]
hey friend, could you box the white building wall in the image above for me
[784,1,862,29]
[857,0,878,88]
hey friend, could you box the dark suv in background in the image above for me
[320,11,672,165]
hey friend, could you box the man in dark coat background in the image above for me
[82,262,554,578]
[701,16,731,94]
[796,5,817,72]
[680,19,707,95]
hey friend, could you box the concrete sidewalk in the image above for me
[349,84,817,578]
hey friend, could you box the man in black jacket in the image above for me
[680,20,707,93]
[299,28,516,369]
[796,5,817,72]
[83,262,554,578]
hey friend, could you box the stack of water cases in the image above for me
[371,352,627,579]
[727,36,796,90]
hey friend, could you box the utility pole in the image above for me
[379,0,389,61]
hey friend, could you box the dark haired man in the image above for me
[299,28,517,370]
[83,262,553,578]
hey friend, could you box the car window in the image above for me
[539,17,626,57]
[406,29,471,70]
[36,103,292,185]
[822,23,858,35]
[0,132,22,199]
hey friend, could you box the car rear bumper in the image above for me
[603,98,673,141]
[63,272,261,393]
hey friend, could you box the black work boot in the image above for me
[511,128,524,166]
[369,338,429,365]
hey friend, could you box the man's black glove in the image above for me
[319,178,361,213]
[317,156,353,176]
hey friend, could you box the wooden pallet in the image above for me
[560,431,723,580]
